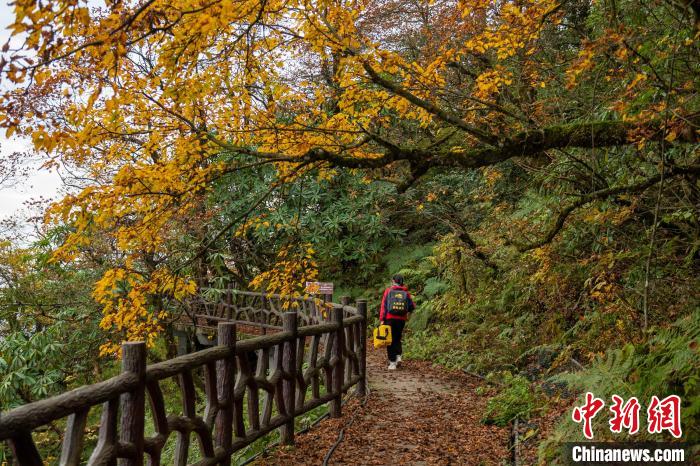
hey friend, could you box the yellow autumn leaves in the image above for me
[0,0,609,356]
[463,0,560,59]
[94,268,197,356]
[249,244,319,309]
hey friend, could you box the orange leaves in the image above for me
[29,128,57,153]
[296,0,364,54]
[530,246,553,284]
[566,45,596,89]
[85,87,102,113]
[38,127,220,356]
[5,0,696,363]
[95,267,196,356]
[626,72,648,92]
[45,129,221,258]
[249,243,319,307]
[234,215,274,238]
[585,266,621,305]
[462,0,559,60]
[482,167,503,188]
[474,67,513,100]
[1,0,570,201]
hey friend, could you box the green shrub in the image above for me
[407,301,435,331]
[483,372,539,426]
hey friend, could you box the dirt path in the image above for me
[258,343,510,465]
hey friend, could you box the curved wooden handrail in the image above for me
[179,288,359,340]
[0,372,141,438]
[0,291,368,466]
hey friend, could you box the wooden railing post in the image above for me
[60,407,89,465]
[355,300,368,397]
[225,287,233,320]
[330,306,344,418]
[279,311,297,445]
[340,296,353,394]
[7,431,43,466]
[215,322,236,464]
[119,341,146,466]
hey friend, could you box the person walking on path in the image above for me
[380,274,415,370]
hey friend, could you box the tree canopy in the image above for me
[1,0,698,352]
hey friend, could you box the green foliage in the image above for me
[554,310,699,431]
[554,344,637,401]
[539,310,700,460]
[483,372,539,427]
[423,277,449,299]
[637,312,700,413]
[383,243,435,276]
[205,165,405,288]
[0,231,111,462]
[404,332,465,368]
[0,328,65,406]
[407,301,434,332]
[2,0,699,463]
[384,136,699,460]
[0,234,106,409]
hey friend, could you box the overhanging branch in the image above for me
[361,62,500,146]
[435,118,700,169]
[222,118,699,175]
[514,164,700,252]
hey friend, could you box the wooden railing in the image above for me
[175,289,345,346]
[0,293,368,465]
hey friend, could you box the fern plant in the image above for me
[540,309,700,462]
[483,372,540,426]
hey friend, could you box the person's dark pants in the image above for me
[386,318,405,363]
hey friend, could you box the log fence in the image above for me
[0,292,368,465]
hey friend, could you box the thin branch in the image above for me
[515,164,700,252]
[361,61,499,146]
[173,162,312,273]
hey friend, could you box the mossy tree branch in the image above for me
[514,164,700,252]
[219,118,699,174]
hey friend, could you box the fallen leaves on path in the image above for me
[257,342,509,465]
